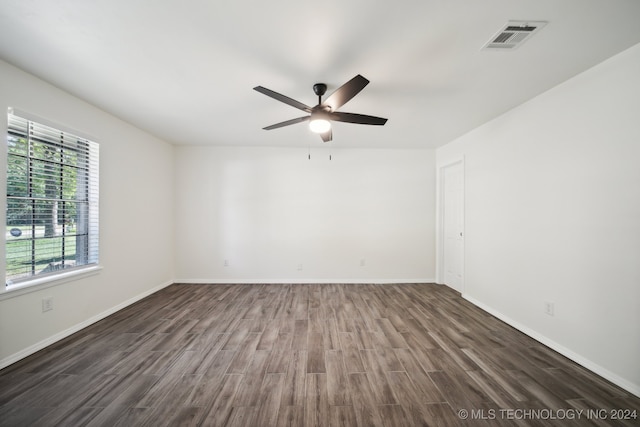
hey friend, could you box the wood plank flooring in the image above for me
[0,283,638,426]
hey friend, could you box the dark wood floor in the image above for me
[0,283,638,426]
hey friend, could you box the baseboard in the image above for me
[174,278,437,285]
[463,294,640,398]
[0,279,174,371]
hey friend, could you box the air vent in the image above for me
[483,21,547,50]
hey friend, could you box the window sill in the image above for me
[0,265,102,301]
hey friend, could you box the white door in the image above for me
[443,162,464,292]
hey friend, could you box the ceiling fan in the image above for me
[254,74,387,142]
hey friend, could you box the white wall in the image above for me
[437,43,640,395]
[174,146,435,283]
[0,60,175,366]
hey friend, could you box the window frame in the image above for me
[4,109,100,292]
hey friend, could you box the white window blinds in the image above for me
[6,112,99,286]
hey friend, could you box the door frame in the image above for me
[436,157,465,292]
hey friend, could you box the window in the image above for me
[5,110,99,288]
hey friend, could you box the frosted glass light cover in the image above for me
[309,119,331,133]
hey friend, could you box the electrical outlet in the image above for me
[297,263,303,271]
[42,297,53,313]
[360,258,366,267]
[224,259,229,267]
[544,302,554,316]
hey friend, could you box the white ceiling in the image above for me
[1,0,640,149]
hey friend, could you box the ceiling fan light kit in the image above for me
[254,74,387,142]
[309,117,331,133]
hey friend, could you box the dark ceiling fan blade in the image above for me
[263,116,310,130]
[323,74,369,111]
[328,111,388,126]
[254,86,312,112]
[320,128,332,142]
